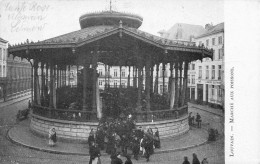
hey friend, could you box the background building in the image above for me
[158,22,225,108]
[0,38,8,101]
[158,23,206,95]
[0,37,31,102]
[188,23,224,108]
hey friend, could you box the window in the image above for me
[99,80,102,86]
[199,66,202,79]
[159,66,163,77]
[206,66,209,79]
[218,86,222,98]
[159,85,163,94]
[218,65,222,80]
[218,36,223,44]
[164,70,168,77]
[70,71,74,78]
[3,49,6,61]
[188,75,190,84]
[121,69,125,77]
[206,40,209,46]
[192,64,195,70]
[212,38,215,45]
[114,69,118,77]
[212,65,215,79]
[164,85,168,92]
[114,80,118,88]
[218,49,223,60]
[98,69,103,76]
[212,85,215,96]
[192,75,195,84]
[121,82,126,88]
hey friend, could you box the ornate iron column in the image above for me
[169,62,173,94]
[154,63,159,94]
[56,66,59,89]
[179,62,183,106]
[181,61,189,106]
[108,66,111,89]
[174,62,179,107]
[104,64,107,89]
[49,61,54,108]
[92,47,98,112]
[119,65,122,88]
[33,59,39,105]
[127,66,131,88]
[83,56,88,111]
[53,65,56,108]
[145,54,151,112]
[45,63,49,100]
[40,62,45,105]
[137,62,142,110]
[150,63,154,94]
[162,63,166,94]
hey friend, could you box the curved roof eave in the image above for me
[8,27,213,56]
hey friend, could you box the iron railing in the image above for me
[32,105,188,123]
[32,105,97,122]
[134,105,188,123]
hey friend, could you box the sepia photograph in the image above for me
[1,0,258,163]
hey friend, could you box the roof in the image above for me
[8,25,213,57]
[0,37,8,43]
[159,23,206,41]
[196,22,224,39]
[42,25,115,43]
[79,10,143,29]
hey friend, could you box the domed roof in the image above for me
[79,10,143,29]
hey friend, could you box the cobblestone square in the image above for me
[0,99,224,164]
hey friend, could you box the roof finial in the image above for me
[110,0,112,12]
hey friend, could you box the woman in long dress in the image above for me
[49,128,57,146]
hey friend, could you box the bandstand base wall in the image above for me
[30,114,189,142]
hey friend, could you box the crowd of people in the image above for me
[189,112,202,128]
[87,115,161,163]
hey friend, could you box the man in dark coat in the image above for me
[132,136,140,160]
[96,128,105,150]
[88,130,95,147]
[143,135,153,162]
[196,113,202,128]
[182,156,190,164]
[111,152,123,164]
[192,153,200,164]
[124,154,133,164]
[106,132,116,155]
[154,128,161,149]
[89,142,101,164]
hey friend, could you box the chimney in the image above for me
[205,23,213,30]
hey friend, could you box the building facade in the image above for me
[0,37,32,102]
[188,23,224,108]
[0,38,8,101]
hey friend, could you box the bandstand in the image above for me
[8,10,212,141]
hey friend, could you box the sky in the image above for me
[0,0,224,44]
